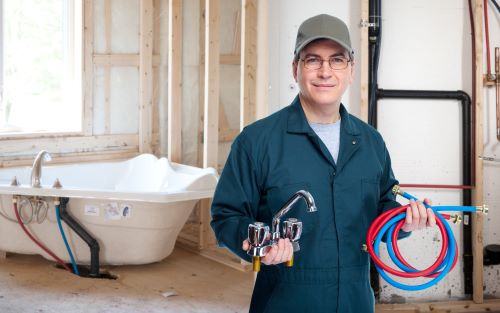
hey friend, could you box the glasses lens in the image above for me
[329,57,348,70]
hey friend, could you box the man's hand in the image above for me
[401,198,436,232]
[242,238,293,265]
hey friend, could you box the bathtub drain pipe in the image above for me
[59,198,100,277]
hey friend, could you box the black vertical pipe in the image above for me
[59,197,100,277]
[368,0,381,128]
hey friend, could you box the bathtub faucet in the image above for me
[31,150,52,187]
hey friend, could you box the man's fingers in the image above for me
[242,240,250,251]
[410,200,420,230]
[417,201,427,229]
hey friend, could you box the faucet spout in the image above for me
[271,190,317,241]
[31,150,52,187]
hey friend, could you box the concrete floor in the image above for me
[0,247,254,313]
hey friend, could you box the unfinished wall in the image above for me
[268,0,500,303]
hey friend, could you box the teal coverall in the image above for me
[211,96,406,313]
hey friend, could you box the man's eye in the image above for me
[331,57,346,64]
[305,57,321,65]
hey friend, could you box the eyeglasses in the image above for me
[300,56,351,70]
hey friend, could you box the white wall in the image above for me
[268,0,500,302]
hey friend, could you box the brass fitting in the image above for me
[450,214,462,224]
[391,185,402,196]
[476,205,489,215]
[252,256,261,272]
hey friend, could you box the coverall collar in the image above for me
[287,95,360,136]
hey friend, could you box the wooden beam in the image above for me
[167,0,183,163]
[0,151,139,168]
[376,299,500,313]
[472,0,484,304]
[203,0,220,168]
[255,0,268,120]
[83,0,94,135]
[197,0,205,168]
[93,54,161,66]
[139,0,154,153]
[240,0,257,129]
[104,0,112,134]
[200,0,220,249]
[360,0,369,122]
[0,134,139,158]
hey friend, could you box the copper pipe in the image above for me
[496,47,500,140]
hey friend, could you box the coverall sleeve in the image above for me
[210,136,261,262]
[378,144,411,240]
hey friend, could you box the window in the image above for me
[0,0,82,134]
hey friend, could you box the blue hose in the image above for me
[370,188,486,291]
[55,204,80,276]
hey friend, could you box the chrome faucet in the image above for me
[247,190,317,272]
[31,150,52,187]
[271,190,317,242]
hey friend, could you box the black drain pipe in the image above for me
[59,198,100,277]
[367,0,474,296]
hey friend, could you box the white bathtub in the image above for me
[0,154,218,265]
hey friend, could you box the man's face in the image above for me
[293,39,355,110]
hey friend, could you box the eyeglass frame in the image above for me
[298,54,352,70]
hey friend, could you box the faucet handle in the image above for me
[282,218,302,252]
[248,222,269,248]
[247,222,271,273]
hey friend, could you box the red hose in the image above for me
[13,202,72,272]
[366,205,458,279]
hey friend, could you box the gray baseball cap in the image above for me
[294,14,354,58]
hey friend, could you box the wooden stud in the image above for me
[255,0,268,120]
[360,0,369,122]
[167,0,183,163]
[203,0,220,169]
[240,0,257,129]
[152,0,161,155]
[83,0,94,135]
[139,0,154,153]
[200,0,220,249]
[197,0,206,168]
[472,0,484,304]
[103,0,112,134]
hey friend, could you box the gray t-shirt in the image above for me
[309,119,341,163]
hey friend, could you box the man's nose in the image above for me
[317,63,333,77]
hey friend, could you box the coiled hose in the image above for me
[366,185,487,291]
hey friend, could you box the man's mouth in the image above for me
[312,82,335,88]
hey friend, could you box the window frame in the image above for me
[0,0,84,138]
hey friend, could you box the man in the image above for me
[211,14,435,313]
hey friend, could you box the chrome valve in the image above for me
[282,217,303,267]
[246,190,316,272]
[282,217,302,252]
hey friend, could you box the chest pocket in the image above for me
[266,182,318,235]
